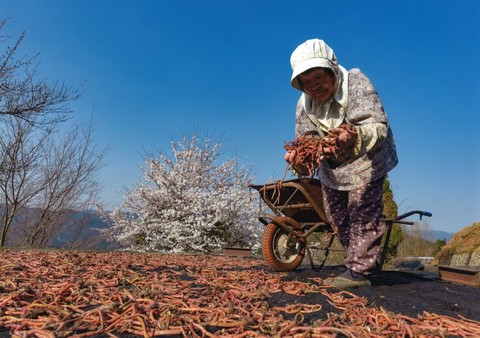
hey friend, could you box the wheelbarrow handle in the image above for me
[393,210,432,221]
[420,211,433,218]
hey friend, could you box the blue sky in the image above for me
[2,0,479,234]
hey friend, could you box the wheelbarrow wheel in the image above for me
[262,217,306,272]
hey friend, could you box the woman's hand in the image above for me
[284,149,297,163]
[327,125,357,152]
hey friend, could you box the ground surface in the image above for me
[0,250,479,337]
[278,264,480,322]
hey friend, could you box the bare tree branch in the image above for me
[0,19,108,248]
[0,18,82,125]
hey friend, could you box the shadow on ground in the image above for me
[274,265,480,323]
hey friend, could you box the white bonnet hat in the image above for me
[290,39,339,91]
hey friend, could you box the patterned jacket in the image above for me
[294,68,398,190]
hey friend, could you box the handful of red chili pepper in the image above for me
[284,124,357,177]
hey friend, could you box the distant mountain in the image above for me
[431,230,454,242]
[417,230,454,242]
[402,227,455,242]
[52,210,118,250]
[5,207,118,250]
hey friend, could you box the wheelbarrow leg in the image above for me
[378,220,394,273]
[306,247,315,269]
[307,232,336,270]
[317,233,336,269]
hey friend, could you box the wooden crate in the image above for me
[222,247,252,257]
[438,265,480,287]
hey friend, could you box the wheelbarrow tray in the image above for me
[249,178,329,227]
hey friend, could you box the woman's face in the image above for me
[298,68,335,102]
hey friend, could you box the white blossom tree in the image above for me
[103,134,262,253]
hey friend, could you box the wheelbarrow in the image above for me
[249,178,432,273]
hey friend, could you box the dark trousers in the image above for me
[321,177,385,274]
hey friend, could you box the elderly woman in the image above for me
[285,39,398,288]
